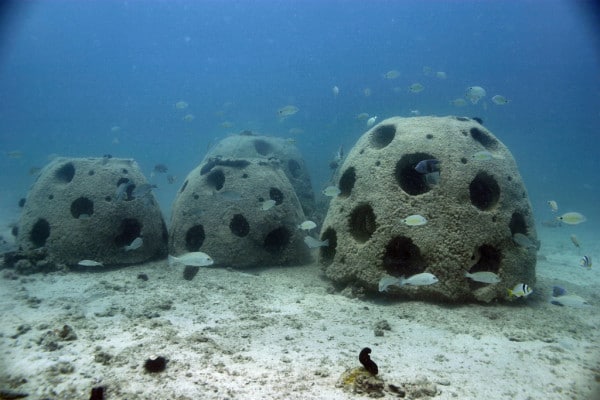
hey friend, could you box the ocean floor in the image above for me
[1,228,599,400]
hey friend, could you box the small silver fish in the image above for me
[115,181,133,201]
[464,271,501,284]
[77,259,104,267]
[512,233,538,250]
[124,237,143,251]
[261,199,276,211]
[379,273,439,292]
[168,252,214,267]
[304,236,329,249]
[322,186,341,197]
[298,220,317,230]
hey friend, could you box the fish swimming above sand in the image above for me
[77,259,104,267]
[168,252,214,267]
[580,255,592,269]
[556,212,586,225]
[379,272,439,292]
[507,283,533,299]
[550,287,590,308]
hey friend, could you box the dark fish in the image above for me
[552,286,567,297]
[414,159,440,174]
[153,163,168,173]
[167,174,177,184]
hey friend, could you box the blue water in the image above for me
[0,0,599,227]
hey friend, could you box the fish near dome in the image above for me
[318,116,536,303]
[16,157,167,268]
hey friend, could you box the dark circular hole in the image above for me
[263,226,290,254]
[88,170,95,176]
[395,152,436,195]
[18,198,26,207]
[48,194,54,200]
[426,134,433,139]
[269,187,284,205]
[470,127,497,150]
[509,212,527,236]
[507,176,512,181]
[375,161,381,166]
[105,196,111,202]
[359,149,364,154]
[11,225,18,236]
[288,159,301,179]
[121,169,128,174]
[339,167,356,197]
[254,139,273,156]
[30,218,50,248]
[114,218,142,247]
[370,124,396,149]
[230,214,250,237]
[460,157,468,164]
[349,204,376,243]
[193,194,199,200]
[242,173,248,179]
[207,169,225,191]
[70,197,94,219]
[319,227,337,266]
[185,225,205,251]
[55,162,75,183]
[469,172,500,210]
[469,244,501,273]
[382,236,426,277]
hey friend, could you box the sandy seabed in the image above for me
[1,230,599,400]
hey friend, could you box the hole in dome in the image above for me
[470,127,497,150]
[339,167,356,197]
[121,169,128,174]
[70,197,94,219]
[114,218,142,247]
[48,195,54,200]
[185,225,205,251]
[382,236,426,277]
[426,134,433,139]
[509,212,528,236]
[193,194,199,200]
[55,162,75,183]
[230,214,250,237]
[105,196,111,202]
[507,176,512,181]
[242,173,248,179]
[207,169,225,190]
[469,244,501,273]
[370,124,396,149]
[375,160,381,166]
[288,159,301,178]
[395,152,436,195]
[269,187,284,205]
[319,227,337,266]
[469,172,500,211]
[349,204,376,243]
[460,157,468,164]
[30,218,50,248]
[88,170,95,176]
[254,139,273,156]
[263,226,290,254]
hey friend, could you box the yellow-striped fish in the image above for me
[557,212,586,225]
[580,255,592,270]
